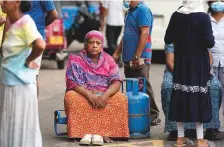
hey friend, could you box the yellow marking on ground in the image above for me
[105,140,164,147]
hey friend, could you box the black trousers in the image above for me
[105,25,122,56]
[124,64,160,119]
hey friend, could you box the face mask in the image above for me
[123,1,130,9]
[211,1,224,12]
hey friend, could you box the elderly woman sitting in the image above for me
[64,30,129,146]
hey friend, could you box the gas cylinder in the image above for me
[125,78,151,139]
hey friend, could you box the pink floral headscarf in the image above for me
[84,30,104,48]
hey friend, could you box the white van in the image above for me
[144,1,181,50]
[145,1,209,51]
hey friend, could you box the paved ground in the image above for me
[38,41,224,147]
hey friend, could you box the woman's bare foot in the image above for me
[175,137,194,146]
[176,137,186,145]
[197,139,215,147]
[197,139,208,147]
[103,136,114,143]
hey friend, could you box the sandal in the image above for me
[79,134,92,145]
[174,138,194,147]
[92,134,104,146]
[151,118,161,126]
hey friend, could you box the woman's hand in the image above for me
[25,58,39,69]
[86,92,101,109]
[97,81,121,109]
[165,53,174,72]
[99,94,110,109]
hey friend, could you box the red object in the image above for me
[45,18,67,50]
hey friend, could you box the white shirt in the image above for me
[102,1,125,26]
[210,14,224,67]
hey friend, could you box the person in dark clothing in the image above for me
[164,0,216,146]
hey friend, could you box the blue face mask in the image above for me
[211,1,224,12]
[123,1,130,9]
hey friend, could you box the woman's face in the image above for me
[2,1,19,14]
[86,38,103,57]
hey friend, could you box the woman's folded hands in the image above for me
[98,94,110,109]
[86,92,109,109]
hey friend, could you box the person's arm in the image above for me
[26,39,46,63]
[209,50,213,67]
[135,7,152,58]
[23,18,46,68]
[204,14,215,49]
[45,9,58,26]
[99,7,108,32]
[99,81,121,108]
[115,39,123,55]
[130,8,152,68]
[164,44,175,72]
[166,53,174,72]
[130,26,149,69]
[99,55,122,108]
[112,39,123,62]
[41,1,58,26]
[135,26,149,57]
[71,85,91,98]
[102,81,121,98]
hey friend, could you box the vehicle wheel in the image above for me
[57,60,65,69]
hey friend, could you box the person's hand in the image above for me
[25,59,39,69]
[130,58,145,69]
[99,94,110,109]
[86,92,101,108]
[112,52,119,62]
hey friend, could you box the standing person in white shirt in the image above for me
[208,0,224,112]
[100,1,125,59]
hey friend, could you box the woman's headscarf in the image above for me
[84,30,104,48]
[177,0,204,14]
